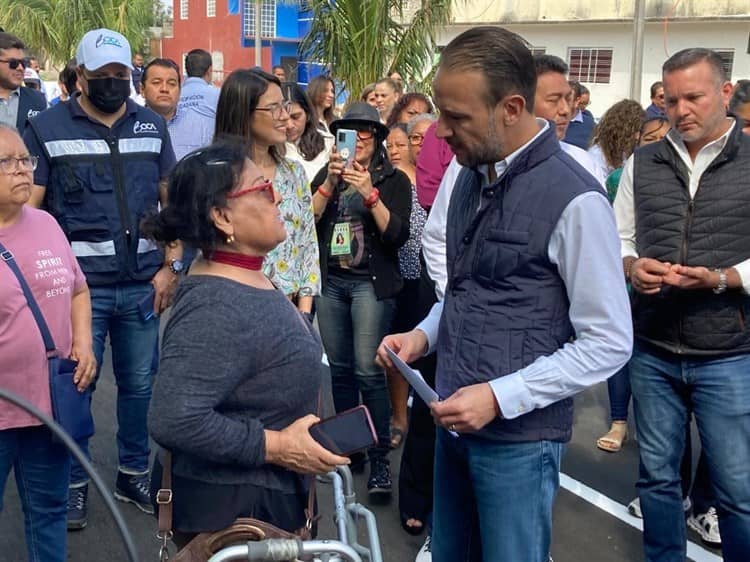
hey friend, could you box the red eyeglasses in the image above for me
[226,180,275,202]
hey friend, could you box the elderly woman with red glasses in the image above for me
[146,140,348,547]
[310,102,411,497]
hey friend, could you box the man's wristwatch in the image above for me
[713,268,727,294]
[168,258,185,275]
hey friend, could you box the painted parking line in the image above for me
[560,473,723,562]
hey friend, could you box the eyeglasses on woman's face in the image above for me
[408,133,425,146]
[256,101,292,120]
[0,155,38,174]
[226,179,275,203]
[356,130,375,142]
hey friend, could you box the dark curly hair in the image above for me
[385,93,434,128]
[591,99,645,170]
[142,138,248,256]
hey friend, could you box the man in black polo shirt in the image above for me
[24,28,179,530]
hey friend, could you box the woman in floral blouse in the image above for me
[214,69,320,314]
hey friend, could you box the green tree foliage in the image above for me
[0,0,158,66]
[300,0,452,101]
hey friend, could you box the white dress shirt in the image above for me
[416,121,633,420]
[613,120,750,293]
[285,132,334,186]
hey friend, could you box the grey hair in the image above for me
[0,122,20,136]
[406,113,436,135]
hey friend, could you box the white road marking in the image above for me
[560,473,723,562]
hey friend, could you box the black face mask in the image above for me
[85,77,130,113]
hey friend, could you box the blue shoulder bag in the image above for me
[0,241,95,441]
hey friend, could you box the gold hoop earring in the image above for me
[226,234,235,244]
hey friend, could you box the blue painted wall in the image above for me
[236,1,328,85]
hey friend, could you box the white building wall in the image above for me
[439,21,750,118]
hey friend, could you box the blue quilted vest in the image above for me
[437,125,604,442]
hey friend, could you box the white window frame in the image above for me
[180,0,189,20]
[243,0,277,38]
[712,49,734,81]
[567,47,613,84]
[207,0,216,18]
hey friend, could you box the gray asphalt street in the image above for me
[0,346,724,562]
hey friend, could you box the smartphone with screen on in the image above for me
[336,128,357,168]
[309,405,377,456]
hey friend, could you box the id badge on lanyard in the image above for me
[330,222,352,256]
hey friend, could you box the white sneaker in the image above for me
[627,497,642,518]
[627,497,691,519]
[687,507,722,547]
[415,534,432,562]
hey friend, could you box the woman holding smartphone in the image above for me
[215,69,320,317]
[147,140,348,546]
[310,102,411,497]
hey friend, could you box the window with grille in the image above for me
[713,49,734,80]
[243,0,276,38]
[567,48,613,84]
[207,0,215,17]
[212,51,224,84]
[180,0,189,19]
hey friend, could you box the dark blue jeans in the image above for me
[607,364,631,421]
[432,429,562,561]
[70,282,159,484]
[316,273,395,459]
[0,426,70,562]
[630,344,750,562]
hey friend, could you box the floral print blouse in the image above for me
[263,159,321,297]
[398,184,428,280]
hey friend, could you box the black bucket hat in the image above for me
[330,102,390,142]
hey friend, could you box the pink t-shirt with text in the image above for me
[0,206,86,430]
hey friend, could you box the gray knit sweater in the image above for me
[148,275,322,492]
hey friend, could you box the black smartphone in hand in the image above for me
[309,405,377,456]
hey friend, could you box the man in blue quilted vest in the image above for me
[377,26,632,561]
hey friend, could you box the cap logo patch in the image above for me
[95,34,123,49]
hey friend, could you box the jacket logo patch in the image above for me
[27,109,40,118]
[133,120,158,134]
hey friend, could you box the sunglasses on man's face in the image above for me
[0,58,25,70]
[226,180,275,203]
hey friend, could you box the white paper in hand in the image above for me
[384,345,439,405]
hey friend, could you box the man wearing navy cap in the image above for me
[24,28,179,530]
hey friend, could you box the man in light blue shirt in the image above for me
[178,49,219,118]
[141,57,214,161]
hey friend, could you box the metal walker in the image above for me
[207,465,383,562]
